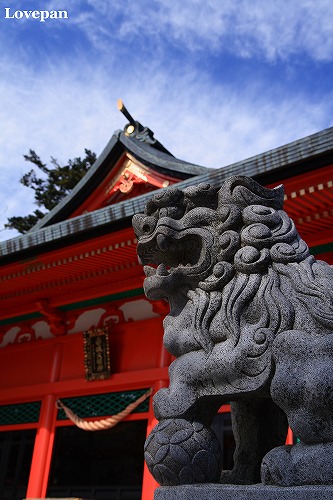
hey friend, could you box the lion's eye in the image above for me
[142,218,156,234]
[133,214,157,237]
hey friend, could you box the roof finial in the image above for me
[117,99,136,126]
[116,99,173,156]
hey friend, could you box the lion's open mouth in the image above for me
[142,235,202,275]
[136,225,213,299]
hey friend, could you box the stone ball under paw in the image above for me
[144,418,222,486]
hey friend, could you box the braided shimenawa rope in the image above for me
[56,388,153,431]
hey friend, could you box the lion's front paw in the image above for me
[261,445,295,486]
[261,442,333,486]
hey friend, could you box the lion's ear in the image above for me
[218,176,284,209]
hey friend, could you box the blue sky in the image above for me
[1,0,333,240]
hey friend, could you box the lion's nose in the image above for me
[132,214,157,238]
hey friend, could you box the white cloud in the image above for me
[5,1,333,62]
[0,51,332,241]
[65,0,333,62]
[0,0,332,241]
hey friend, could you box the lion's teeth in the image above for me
[157,263,169,276]
[143,265,156,277]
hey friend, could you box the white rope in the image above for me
[56,388,152,431]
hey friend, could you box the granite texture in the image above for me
[133,176,333,487]
[154,484,333,500]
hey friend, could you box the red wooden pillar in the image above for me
[286,427,294,445]
[141,380,165,500]
[141,339,171,500]
[26,394,57,498]
[26,343,63,499]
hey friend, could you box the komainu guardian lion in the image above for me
[132,176,333,487]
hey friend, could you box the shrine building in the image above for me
[0,108,332,500]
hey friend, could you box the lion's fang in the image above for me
[157,234,169,251]
[143,265,156,277]
[157,263,169,276]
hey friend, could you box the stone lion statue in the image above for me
[132,176,333,487]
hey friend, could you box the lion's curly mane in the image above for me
[144,176,333,358]
[182,178,333,356]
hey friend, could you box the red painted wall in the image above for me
[0,316,165,404]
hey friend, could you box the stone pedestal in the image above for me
[154,484,333,500]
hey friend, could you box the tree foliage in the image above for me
[6,148,96,234]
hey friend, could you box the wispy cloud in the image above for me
[4,1,333,62]
[1,50,332,240]
[65,0,333,62]
[0,0,332,242]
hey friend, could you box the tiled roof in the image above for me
[1,126,333,260]
[32,130,211,231]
